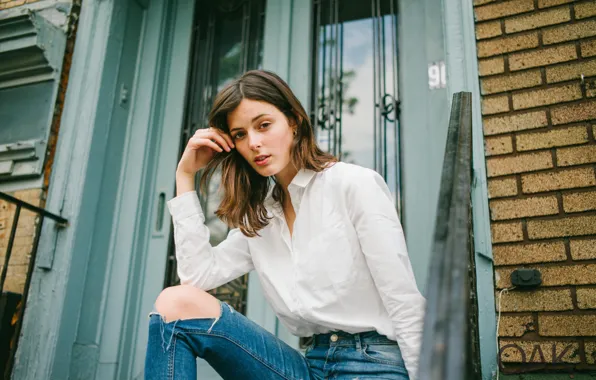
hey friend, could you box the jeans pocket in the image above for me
[361,343,405,367]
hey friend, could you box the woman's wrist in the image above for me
[175,170,197,196]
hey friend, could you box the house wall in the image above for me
[473,0,596,373]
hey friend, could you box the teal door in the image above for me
[81,0,197,379]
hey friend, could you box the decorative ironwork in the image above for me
[0,191,68,379]
[164,0,265,315]
[310,0,402,217]
[418,92,481,380]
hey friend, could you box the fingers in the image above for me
[189,137,223,153]
[194,128,234,152]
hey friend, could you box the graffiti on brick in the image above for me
[499,342,580,364]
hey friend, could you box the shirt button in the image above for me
[330,334,338,342]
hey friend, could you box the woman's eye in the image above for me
[233,133,245,140]
[259,122,271,129]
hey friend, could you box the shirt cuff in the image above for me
[167,191,204,222]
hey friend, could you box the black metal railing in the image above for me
[418,92,482,380]
[0,191,68,379]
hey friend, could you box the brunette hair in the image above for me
[201,70,336,237]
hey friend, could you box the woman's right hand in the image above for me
[176,127,235,176]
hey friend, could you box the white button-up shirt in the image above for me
[168,162,425,378]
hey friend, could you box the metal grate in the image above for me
[310,0,402,217]
[0,191,68,379]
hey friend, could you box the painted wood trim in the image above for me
[442,0,497,379]
[13,1,121,378]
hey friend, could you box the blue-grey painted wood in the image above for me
[70,0,146,377]
[398,0,449,293]
[442,0,497,378]
[12,0,125,378]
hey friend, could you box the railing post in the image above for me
[418,92,481,380]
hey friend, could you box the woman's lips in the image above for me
[254,155,271,166]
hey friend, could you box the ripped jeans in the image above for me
[145,301,410,380]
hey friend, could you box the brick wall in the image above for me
[0,190,42,294]
[474,0,596,374]
[0,0,40,10]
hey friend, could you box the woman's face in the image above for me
[227,98,296,180]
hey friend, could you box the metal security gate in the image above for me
[310,0,402,215]
[163,0,266,314]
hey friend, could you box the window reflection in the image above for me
[312,0,401,213]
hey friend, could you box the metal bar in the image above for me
[0,205,21,292]
[380,10,387,179]
[5,215,45,377]
[332,0,339,157]
[389,0,402,217]
[0,192,67,226]
[310,0,321,136]
[338,21,344,159]
[371,0,378,172]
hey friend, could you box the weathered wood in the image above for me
[419,92,481,380]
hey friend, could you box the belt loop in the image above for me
[355,333,362,350]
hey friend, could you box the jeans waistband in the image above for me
[312,331,397,347]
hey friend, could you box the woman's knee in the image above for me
[154,284,221,322]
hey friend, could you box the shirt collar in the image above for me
[264,169,316,217]
[289,168,316,188]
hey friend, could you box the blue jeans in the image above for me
[145,301,410,379]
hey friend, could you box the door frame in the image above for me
[12,0,196,378]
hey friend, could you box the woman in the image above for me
[145,70,425,380]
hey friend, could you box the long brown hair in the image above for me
[201,70,336,237]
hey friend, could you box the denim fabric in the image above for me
[145,302,410,380]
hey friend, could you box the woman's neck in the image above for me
[274,165,299,190]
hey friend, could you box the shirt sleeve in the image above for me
[344,168,426,380]
[167,191,254,290]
